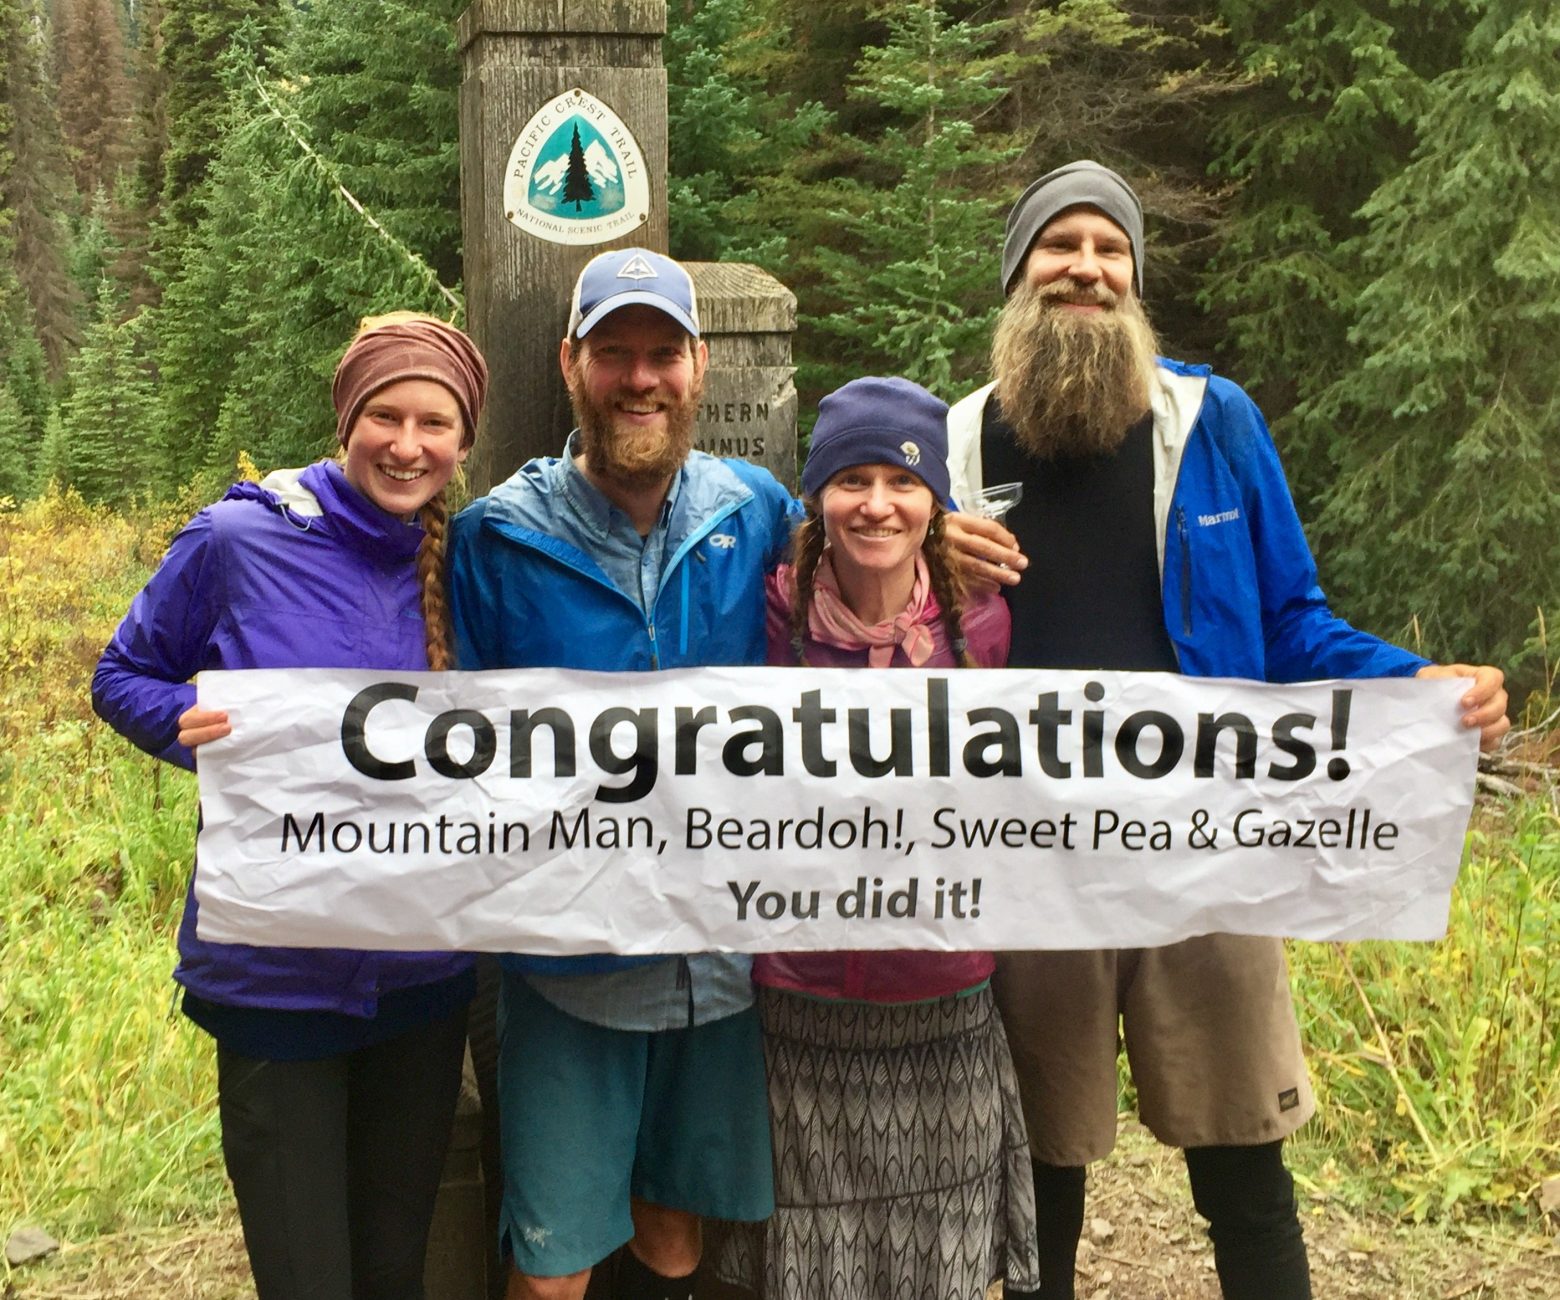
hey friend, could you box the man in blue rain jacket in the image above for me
[448,249,793,1300]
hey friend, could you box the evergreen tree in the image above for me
[562,124,594,211]
[153,44,459,483]
[1300,0,1560,682]
[54,274,159,502]
[808,0,1018,395]
[67,180,109,306]
[0,246,49,494]
[2,0,79,373]
[1204,0,1472,505]
[664,0,829,264]
[32,400,64,490]
[0,379,30,499]
[156,0,284,258]
[53,0,132,204]
[109,0,166,307]
[288,0,462,285]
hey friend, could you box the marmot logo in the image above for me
[900,441,921,466]
[708,534,737,549]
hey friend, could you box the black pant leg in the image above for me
[1184,1140,1311,1300]
[217,1045,354,1300]
[468,954,506,1299]
[1005,1159,1086,1299]
[345,1006,470,1300]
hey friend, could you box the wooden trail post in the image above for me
[456,0,798,493]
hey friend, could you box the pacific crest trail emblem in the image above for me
[504,88,651,247]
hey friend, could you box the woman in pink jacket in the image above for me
[719,378,1039,1299]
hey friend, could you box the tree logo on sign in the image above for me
[504,88,650,246]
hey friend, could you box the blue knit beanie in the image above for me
[801,377,950,502]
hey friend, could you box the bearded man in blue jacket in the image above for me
[944,161,1510,1300]
[447,249,794,1300]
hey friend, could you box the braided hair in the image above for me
[418,486,458,670]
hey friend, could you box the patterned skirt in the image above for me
[714,984,1040,1300]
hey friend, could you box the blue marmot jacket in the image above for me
[945,359,1429,683]
[447,449,798,973]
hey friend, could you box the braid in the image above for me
[417,490,454,670]
[788,506,828,667]
[923,506,976,668]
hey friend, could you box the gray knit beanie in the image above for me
[1000,160,1144,298]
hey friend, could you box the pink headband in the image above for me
[332,319,488,447]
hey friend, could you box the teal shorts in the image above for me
[497,973,774,1277]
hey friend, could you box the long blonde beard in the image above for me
[568,359,704,490]
[991,279,1161,460]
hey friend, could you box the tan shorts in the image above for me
[992,935,1315,1166]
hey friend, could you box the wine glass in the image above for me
[966,480,1024,521]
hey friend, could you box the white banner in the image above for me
[193,668,1479,953]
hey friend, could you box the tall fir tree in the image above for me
[153,41,459,483]
[155,0,284,265]
[288,0,462,286]
[2,0,79,373]
[108,0,165,307]
[53,0,132,204]
[808,0,1018,395]
[664,0,829,264]
[54,273,159,502]
[1299,0,1560,683]
[1203,0,1472,506]
[0,175,52,476]
[0,379,30,499]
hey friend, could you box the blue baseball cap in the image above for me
[567,248,701,339]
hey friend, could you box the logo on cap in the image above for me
[618,255,658,281]
[900,441,922,466]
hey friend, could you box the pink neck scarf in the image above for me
[808,552,937,667]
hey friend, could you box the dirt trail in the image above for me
[7,1122,1555,1299]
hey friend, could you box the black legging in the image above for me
[216,1007,468,1300]
[1013,1141,1311,1300]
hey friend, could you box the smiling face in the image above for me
[819,463,935,585]
[341,378,467,518]
[562,305,709,490]
[1021,206,1136,305]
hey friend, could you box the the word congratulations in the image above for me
[338,679,1357,805]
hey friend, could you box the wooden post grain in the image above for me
[458,0,669,490]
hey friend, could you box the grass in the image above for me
[1,490,224,1237]
[1286,796,1559,1220]
[1,487,1556,1248]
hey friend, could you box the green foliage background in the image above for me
[4,0,1554,687]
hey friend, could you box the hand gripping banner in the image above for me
[193,667,1479,953]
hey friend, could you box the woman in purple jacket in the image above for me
[719,378,1039,1299]
[92,314,487,1300]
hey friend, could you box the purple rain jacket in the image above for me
[751,570,1011,1003]
[92,460,471,1016]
